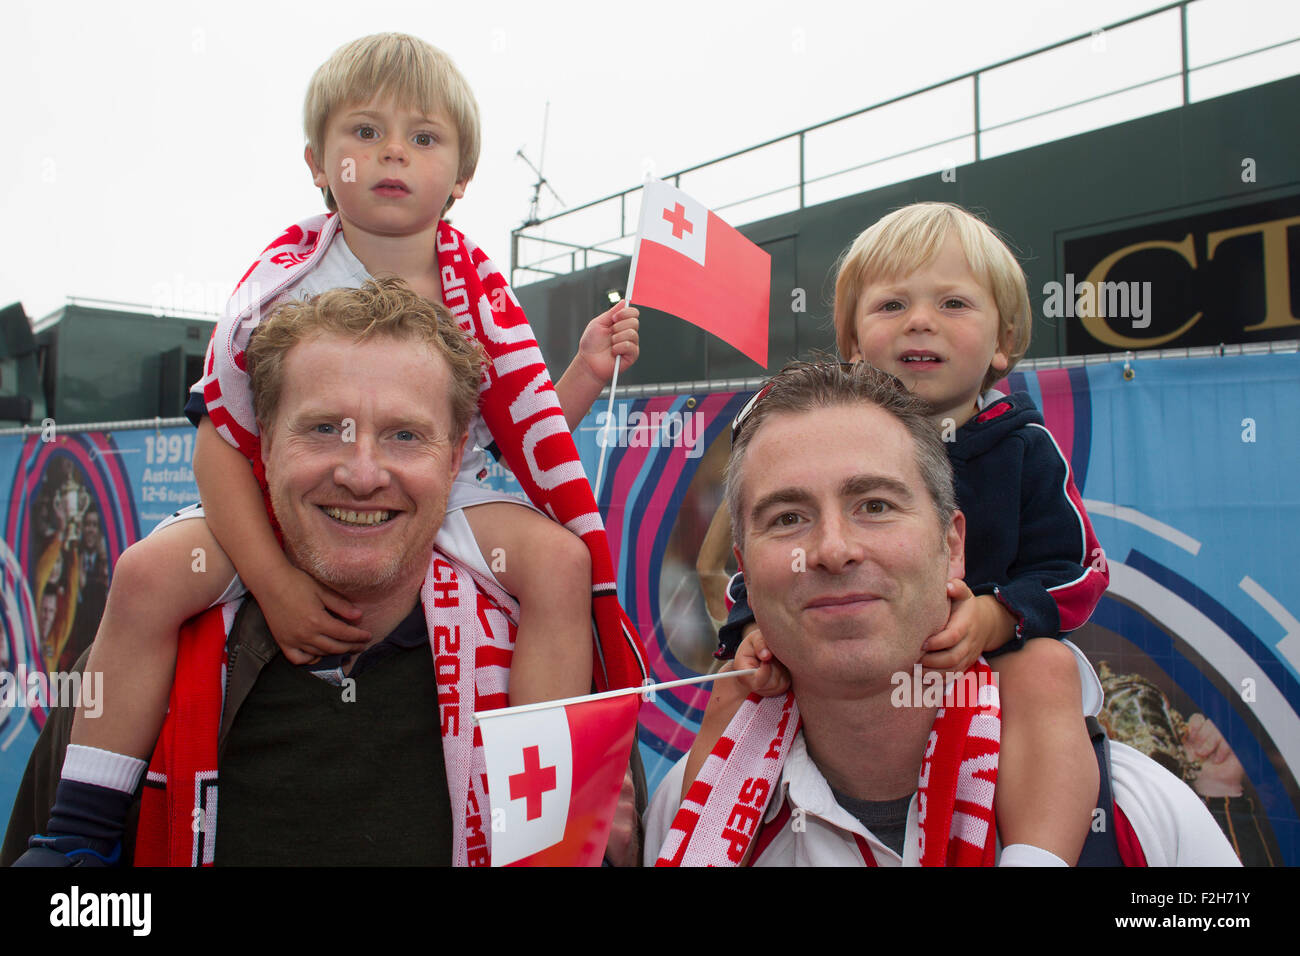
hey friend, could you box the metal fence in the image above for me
[510,0,1300,287]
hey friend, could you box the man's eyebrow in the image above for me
[286,408,436,430]
[749,487,814,524]
[840,474,915,502]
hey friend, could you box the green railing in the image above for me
[510,0,1300,286]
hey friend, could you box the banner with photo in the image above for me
[0,352,1296,865]
[573,352,1300,866]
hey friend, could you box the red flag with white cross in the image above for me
[478,693,639,866]
[628,178,771,367]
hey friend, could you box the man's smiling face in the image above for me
[261,332,466,601]
[736,403,964,693]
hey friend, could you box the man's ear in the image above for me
[733,543,744,580]
[258,421,271,462]
[304,144,328,190]
[945,510,966,581]
[449,429,469,478]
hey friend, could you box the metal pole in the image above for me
[1180,2,1191,105]
[798,131,806,209]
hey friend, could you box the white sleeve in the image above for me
[642,754,689,866]
[1108,741,1242,866]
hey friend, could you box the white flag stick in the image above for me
[474,668,758,723]
[592,353,621,499]
[592,179,657,500]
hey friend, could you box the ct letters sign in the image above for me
[1061,195,1300,354]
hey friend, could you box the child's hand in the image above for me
[919,580,1016,673]
[258,565,371,665]
[733,626,791,698]
[577,299,639,384]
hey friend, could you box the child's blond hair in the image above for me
[303,33,481,213]
[834,202,1032,391]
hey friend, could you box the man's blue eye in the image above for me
[395,430,415,441]
[314,424,336,435]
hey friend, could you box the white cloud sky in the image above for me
[1,0,1292,320]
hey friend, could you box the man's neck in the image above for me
[338,220,443,303]
[794,677,937,802]
[345,566,428,656]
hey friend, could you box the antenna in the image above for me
[517,101,564,227]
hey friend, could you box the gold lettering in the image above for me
[1081,234,1200,348]
[1206,215,1300,332]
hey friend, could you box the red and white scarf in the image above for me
[136,551,516,867]
[198,214,645,692]
[656,659,1002,866]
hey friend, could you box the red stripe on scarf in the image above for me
[135,605,229,867]
[201,215,646,695]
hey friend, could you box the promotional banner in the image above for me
[1,352,1296,865]
[577,353,1300,866]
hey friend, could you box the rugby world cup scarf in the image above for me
[199,214,646,693]
[136,550,516,867]
[656,659,1002,866]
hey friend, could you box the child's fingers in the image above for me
[297,632,369,658]
[922,626,960,652]
[920,648,964,670]
[317,588,364,620]
[920,638,975,670]
[281,647,320,667]
[762,659,792,696]
[314,613,372,644]
[946,578,974,601]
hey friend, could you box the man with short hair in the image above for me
[5,279,641,866]
[646,362,1238,866]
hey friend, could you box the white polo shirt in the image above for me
[644,733,1241,867]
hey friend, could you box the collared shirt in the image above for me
[644,731,1241,866]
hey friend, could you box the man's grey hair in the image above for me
[725,361,958,548]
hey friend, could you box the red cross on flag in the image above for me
[628,179,771,367]
[478,693,639,866]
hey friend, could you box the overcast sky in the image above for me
[2,0,1293,322]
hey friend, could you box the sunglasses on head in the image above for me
[730,361,905,445]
